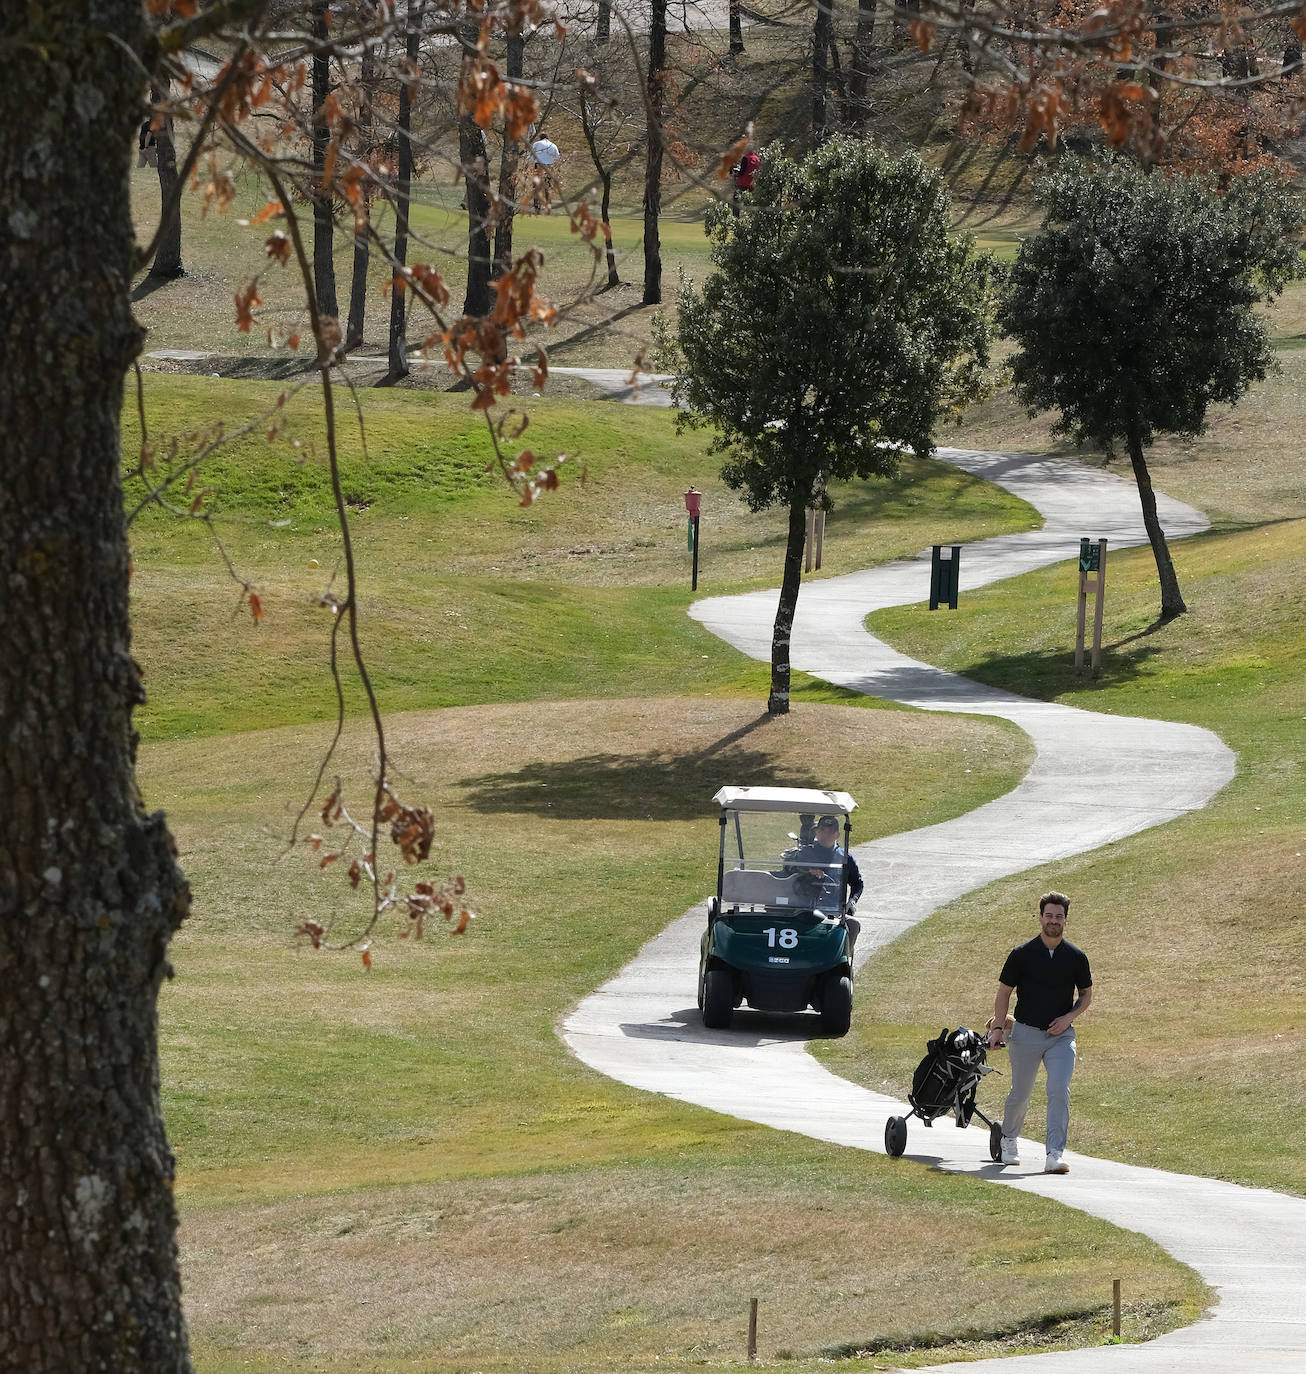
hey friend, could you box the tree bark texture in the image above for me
[597,0,612,43]
[1126,430,1187,620]
[311,0,339,321]
[346,40,376,350]
[1,5,192,1370]
[729,0,745,54]
[643,0,668,306]
[491,32,526,280]
[149,85,184,280]
[387,9,421,380]
[768,499,809,715]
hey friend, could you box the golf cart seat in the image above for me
[721,867,806,910]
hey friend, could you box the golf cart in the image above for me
[698,786,859,1036]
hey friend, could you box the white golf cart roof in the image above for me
[712,786,857,815]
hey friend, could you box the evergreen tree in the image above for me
[1000,158,1305,621]
[663,136,995,713]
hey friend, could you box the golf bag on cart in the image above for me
[884,1026,1005,1161]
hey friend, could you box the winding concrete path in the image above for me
[562,448,1306,1371]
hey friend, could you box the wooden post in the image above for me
[747,1296,758,1360]
[1112,1277,1122,1337]
[1074,563,1088,672]
[804,509,816,572]
[1075,539,1107,674]
[1091,539,1108,677]
[814,510,825,570]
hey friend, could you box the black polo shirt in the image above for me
[999,937,1092,1031]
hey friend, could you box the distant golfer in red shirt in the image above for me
[731,146,761,216]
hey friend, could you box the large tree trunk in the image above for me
[311,0,338,321]
[386,7,421,381]
[846,0,876,130]
[597,0,612,43]
[346,39,376,350]
[1,5,192,1369]
[729,0,745,54]
[1126,429,1187,621]
[491,32,526,280]
[642,0,668,306]
[150,83,184,279]
[768,498,809,715]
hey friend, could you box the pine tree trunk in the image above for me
[643,0,668,306]
[1,5,192,1368]
[768,498,808,715]
[311,0,338,321]
[150,85,184,279]
[386,7,420,381]
[492,32,525,280]
[1127,429,1187,621]
[729,0,745,54]
[597,0,612,42]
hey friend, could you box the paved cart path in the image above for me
[562,448,1306,1371]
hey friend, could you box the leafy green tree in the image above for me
[661,136,995,713]
[1000,158,1305,622]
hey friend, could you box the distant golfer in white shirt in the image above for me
[529,133,560,212]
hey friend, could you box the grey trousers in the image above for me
[1002,1021,1077,1154]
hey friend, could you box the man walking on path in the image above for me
[986,891,1093,1174]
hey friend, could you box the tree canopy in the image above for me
[999,157,1304,619]
[664,135,995,711]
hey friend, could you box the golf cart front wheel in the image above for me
[885,1115,908,1158]
[701,969,736,1030]
[819,974,853,1036]
[989,1121,1004,1163]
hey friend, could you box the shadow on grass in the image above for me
[459,711,823,819]
[941,637,1166,700]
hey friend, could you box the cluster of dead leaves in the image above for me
[296,779,473,964]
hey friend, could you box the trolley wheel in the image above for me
[989,1121,1004,1163]
[885,1115,908,1158]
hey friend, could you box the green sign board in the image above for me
[1079,538,1101,573]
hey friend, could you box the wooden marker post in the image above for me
[1112,1278,1122,1337]
[747,1297,758,1360]
[804,510,826,572]
[1075,538,1108,676]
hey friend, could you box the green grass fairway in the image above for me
[125,375,1037,739]
[121,372,1209,1368]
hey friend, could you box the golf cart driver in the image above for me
[780,813,863,951]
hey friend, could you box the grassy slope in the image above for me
[124,378,1205,1369]
[816,364,1306,1197]
[125,375,1037,739]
